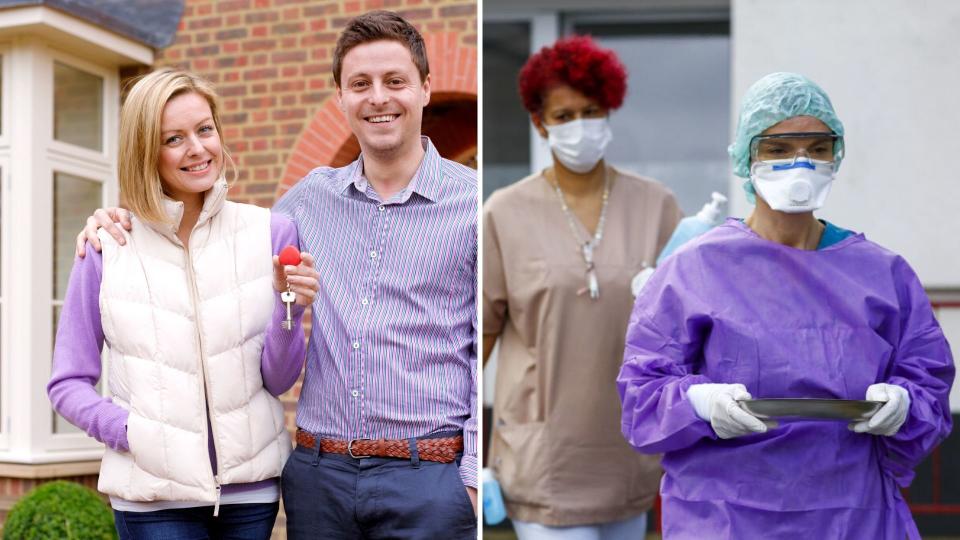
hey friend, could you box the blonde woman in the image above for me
[47,69,319,539]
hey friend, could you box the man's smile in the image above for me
[365,114,400,124]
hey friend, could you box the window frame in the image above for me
[0,44,9,450]
[0,42,118,463]
[0,43,9,149]
[0,7,151,468]
[0,155,9,453]
[45,160,111,454]
[47,49,114,165]
[42,49,117,456]
[481,13,559,198]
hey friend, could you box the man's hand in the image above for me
[466,486,477,515]
[75,207,132,257]
[273,252,320,306]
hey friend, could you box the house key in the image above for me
[278,246,302,331]
[280,290,297,330]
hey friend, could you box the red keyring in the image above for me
[279,245,301,266]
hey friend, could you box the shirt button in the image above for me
[361,298,369,305]
[369,251,377,258]
[351,390,359,397]
[378,206,385,212]
[352,342,360,349]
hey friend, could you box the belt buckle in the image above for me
[347,438,371,459]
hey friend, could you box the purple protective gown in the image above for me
[618,219,954,540]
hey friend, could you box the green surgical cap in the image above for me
[728,72,845,203]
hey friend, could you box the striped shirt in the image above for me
[274,137,478,488]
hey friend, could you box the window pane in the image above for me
[53,172,101,299]
[572,21,731,215]
[52,172,101,435]
[54,62,103,151]
[482,22,531,200]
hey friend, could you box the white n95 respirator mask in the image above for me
[544,118,612,174]
[750,158,835,213]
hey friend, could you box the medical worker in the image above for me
[485,36,681,539]
[618,72,954,539]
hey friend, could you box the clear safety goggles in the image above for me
[749,132,844,165]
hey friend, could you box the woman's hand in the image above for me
[686,383,774,439]
[849,383,910,436]
[273,252,320,306]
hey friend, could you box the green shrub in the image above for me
[3,481,116,540]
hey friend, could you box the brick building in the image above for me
[0,0,476,535]
[159,0,477,209]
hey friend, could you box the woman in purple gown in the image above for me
[618,72,953,539]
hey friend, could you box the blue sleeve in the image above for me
[273,174,309,223]
[460,218,479,488]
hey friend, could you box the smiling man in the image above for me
[272,11,478,539]
[74,10,477,539]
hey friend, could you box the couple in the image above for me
[48,10,477,540]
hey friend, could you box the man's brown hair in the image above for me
[332,10,430,87]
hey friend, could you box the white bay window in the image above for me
[0,6,152,474]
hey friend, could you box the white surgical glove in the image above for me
[686,383,771,439]
[850,383,910,436]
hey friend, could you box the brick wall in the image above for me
[158,0,477,208]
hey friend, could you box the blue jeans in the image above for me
[282,444,476,539]
[113,502,279,540]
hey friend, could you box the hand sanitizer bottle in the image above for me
[482,468,507,525]
[655,192,728,266]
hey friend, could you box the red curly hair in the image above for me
[518,35,627,114]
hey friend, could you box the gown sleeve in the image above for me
[618,255,718,454]
[877,257,955,486]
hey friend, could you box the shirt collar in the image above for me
[337,136,443,204]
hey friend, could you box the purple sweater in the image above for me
[47,213,306,494]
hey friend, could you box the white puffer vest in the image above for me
[96,181,290,503]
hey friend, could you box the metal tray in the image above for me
[738,398,883,421]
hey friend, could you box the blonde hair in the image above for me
[118,68,236,223]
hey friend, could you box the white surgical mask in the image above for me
[750,158,835,213]
[544,118,612,174]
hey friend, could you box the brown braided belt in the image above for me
[295,429,463,463]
